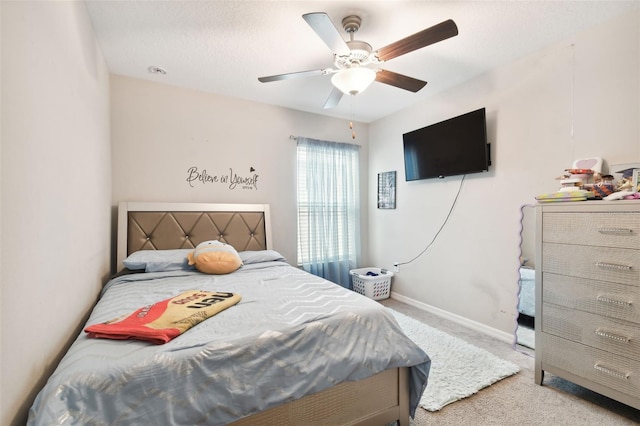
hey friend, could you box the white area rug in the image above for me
[389,308,521,411]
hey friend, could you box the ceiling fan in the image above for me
[258,12,458,109]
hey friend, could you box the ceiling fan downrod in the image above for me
[342,15,361,38]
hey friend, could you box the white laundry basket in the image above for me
[349,268,393,300]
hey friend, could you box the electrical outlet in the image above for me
[393,262,399,273]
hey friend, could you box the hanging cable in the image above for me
[569,43,576,162]
[396,174,466,267]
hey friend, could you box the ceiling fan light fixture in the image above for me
[331,67,376,96]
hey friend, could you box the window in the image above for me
[296,137,360,288]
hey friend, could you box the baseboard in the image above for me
[390,292,515,344]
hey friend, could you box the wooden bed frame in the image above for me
[117,202,411,425]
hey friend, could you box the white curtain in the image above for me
[296,137,360,288]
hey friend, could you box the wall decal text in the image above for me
[186,167,259,190]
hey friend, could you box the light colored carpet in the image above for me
[389,308,520,411]
[381,298,640,425]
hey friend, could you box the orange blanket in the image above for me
[85,290,241,344]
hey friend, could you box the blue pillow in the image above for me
[123,249,195,272]
[238,250,286,264]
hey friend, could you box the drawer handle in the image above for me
[596,261,632,271]
[596,295,632,306]
[594,363,630,380]
[597,227,634,234]
[595,328,631,343]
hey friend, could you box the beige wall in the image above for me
[368,10,640,338]
[1,2,111,424]
[110,75,369,268]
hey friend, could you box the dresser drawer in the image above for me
[542,303,640,361]
[542,212,640,249]
[541,333,640,400]
[542,243,639,286]
[542,273,640,322]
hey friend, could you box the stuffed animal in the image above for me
[187,240,243,274]
[616,177,634,192]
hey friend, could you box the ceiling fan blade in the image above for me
[303,12,350,56]
[375,70,427,92]
[323,87,343,109]
[258,69,327,83]
[376,19,458,62]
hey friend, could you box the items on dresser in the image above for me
[535,191,591,203]
[535,201,640,410]
[538,158,640,201]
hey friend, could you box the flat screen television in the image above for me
[403,108,490,181]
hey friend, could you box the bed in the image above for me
[28,202,431,425]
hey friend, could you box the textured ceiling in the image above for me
[85,0,639,123]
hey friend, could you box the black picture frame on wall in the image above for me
[377,171,396,209]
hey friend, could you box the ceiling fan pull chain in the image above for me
[350,96,356,139]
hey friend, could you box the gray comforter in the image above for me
[28,261,430,425]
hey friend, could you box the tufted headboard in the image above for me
[116,202,272,271]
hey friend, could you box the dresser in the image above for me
[535,200,640,409]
